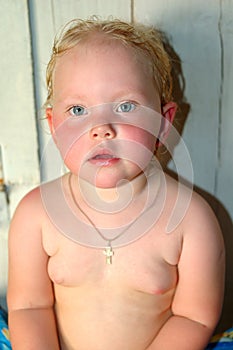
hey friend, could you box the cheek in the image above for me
[54,128,87,173]
[62,144,81,174]
[122,126,156,151]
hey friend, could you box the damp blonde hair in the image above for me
[45,17,173,108]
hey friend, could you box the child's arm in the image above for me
[7,189,60,349]
[147,194,225,350]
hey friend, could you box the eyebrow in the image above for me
[54,88,151,106]
[111,88,152,101]
[55,94,88,105]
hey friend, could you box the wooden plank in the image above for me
[215,0,233,218]
[134,0,221,195]
[0,0,39,302]
[215,2,233,330]
[52,0,131,28]
[28,0,57,181]
[0,0,39,186]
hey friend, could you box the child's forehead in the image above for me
[63,35,134,58]
[55,34,151,73]
[51,35,160,108]
[51,32,159,106]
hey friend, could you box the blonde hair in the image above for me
[45,17,173,107]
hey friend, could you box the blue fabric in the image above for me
[205,328,233,349]
[0,308,11,350]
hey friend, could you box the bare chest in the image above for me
[43,220,182,295]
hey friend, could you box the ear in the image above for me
[46,107,54,134]
[156,102,177,147]
[162,101,177,124]
[46,107,58,145]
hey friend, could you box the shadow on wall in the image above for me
[157,31,191,166]
[160,33,233,332]
[0,296,7,312]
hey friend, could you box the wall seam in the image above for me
[131,0,135,23]
[51,0,56,34]
[27,0,41,179]
[214,0,224,196]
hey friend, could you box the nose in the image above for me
[90,124,116,140]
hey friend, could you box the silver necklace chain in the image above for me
[68,173,154,264]
[68,173,129,264]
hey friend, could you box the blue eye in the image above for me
[116,101,137,113]
[69,105,87,117]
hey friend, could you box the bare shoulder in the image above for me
[164,173,224,247]
[10,176,66,229]
[165,174,219,223]
[10,186,43,227]
[184,188,223,239]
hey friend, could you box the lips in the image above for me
[88,149,120,166]
[92,154,116,160]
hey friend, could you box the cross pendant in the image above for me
[103,245,114,264]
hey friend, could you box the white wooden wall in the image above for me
[0,0,232,329]
[0,0,40,309]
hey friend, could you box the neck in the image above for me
[73,171,148,210]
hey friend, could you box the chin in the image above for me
[88,177,122,189]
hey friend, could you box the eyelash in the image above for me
[115,101,138,113]
[68,105,87,117]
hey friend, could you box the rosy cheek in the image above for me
[123,126,156,150]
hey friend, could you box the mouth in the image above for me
[88,149,120,166]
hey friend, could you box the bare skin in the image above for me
[7,172,224,350]
[7,35,225,349]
